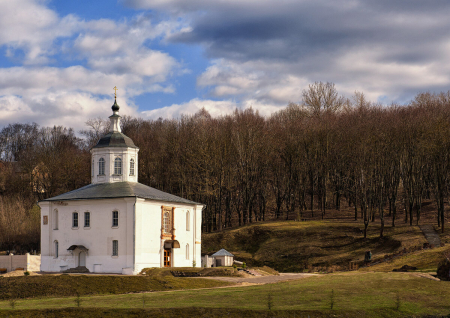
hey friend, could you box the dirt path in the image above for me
[197,273,319,285]
[420,224,441,247]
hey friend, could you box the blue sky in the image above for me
[1,0,450,131]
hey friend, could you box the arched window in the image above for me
[112,240,118,256]
[163,212,170,234]
[114,157,122,175]
[84,212,90,228]
[99,158,105,175]
[130,158,135,176]
[112,211,119,227]
[54,241,59,258]
[186,211,190,231]
[92,159,94,177]
[186,244,189,260]
[72,212,78,228]
[53,209,58,230]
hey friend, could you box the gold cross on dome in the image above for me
[113,86,118,99]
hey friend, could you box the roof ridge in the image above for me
[40,181,200,205]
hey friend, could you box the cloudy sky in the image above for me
[1,0,449,131]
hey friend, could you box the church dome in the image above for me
[93,131,137,149]
[112,99,120,112]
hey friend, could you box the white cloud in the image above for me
[142,98,238,119]
[0,92,138,132]
[125,0,450,105]
[89,50,177,79]
[0,66,144,96]
[141,97,285,120]
[0,0,81,64]
[0,0,184,131]
[197,59,308,106]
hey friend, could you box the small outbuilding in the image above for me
[212,249,234,267]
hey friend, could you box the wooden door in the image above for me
[164,248,171,267]
[79,251,86,267]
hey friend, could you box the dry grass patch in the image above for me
[202,220,428,272]
[360,245,450,273]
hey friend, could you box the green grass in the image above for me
[202,220,428,272]
[0,308,423,318]
[1,272,449,317]
[0,273,230,300]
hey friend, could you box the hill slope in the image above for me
[202,220,432,272]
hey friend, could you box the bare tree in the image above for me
[302,82,346,116]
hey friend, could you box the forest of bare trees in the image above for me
[2,82,450,252]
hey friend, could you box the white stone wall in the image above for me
[0,254,41,272]
[201,255,215,268]
[134,200,204,272]
[134,199,161,272]
[39,198,134,273]
[40,198,204,274]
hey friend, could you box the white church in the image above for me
[39,96,204,274]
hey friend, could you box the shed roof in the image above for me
[212,249,234,257]
[40,181,199,205]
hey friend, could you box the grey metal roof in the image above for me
[41,181,200,205]
[212,249,234,257]
[93,132,138,149]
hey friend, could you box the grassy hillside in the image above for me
[202,220,435,272]
[1,272,449,317]
[0,270,230,300]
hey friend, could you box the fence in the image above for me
[0,254,41,273]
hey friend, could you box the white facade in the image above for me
[39,99,203,274]
[39,198,202,274]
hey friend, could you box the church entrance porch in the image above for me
[164,248,171,267]
[67,245,89,270]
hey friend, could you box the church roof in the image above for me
[41,181,199,205]
[212,249,234,257]
[92,132,138,149]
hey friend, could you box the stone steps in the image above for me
[419,225,442,248]
[62,266,90,273]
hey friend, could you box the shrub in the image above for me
[267,293,273,311]
[74,293,82,307]
[24,271,30,276]
[242,262,246,269]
